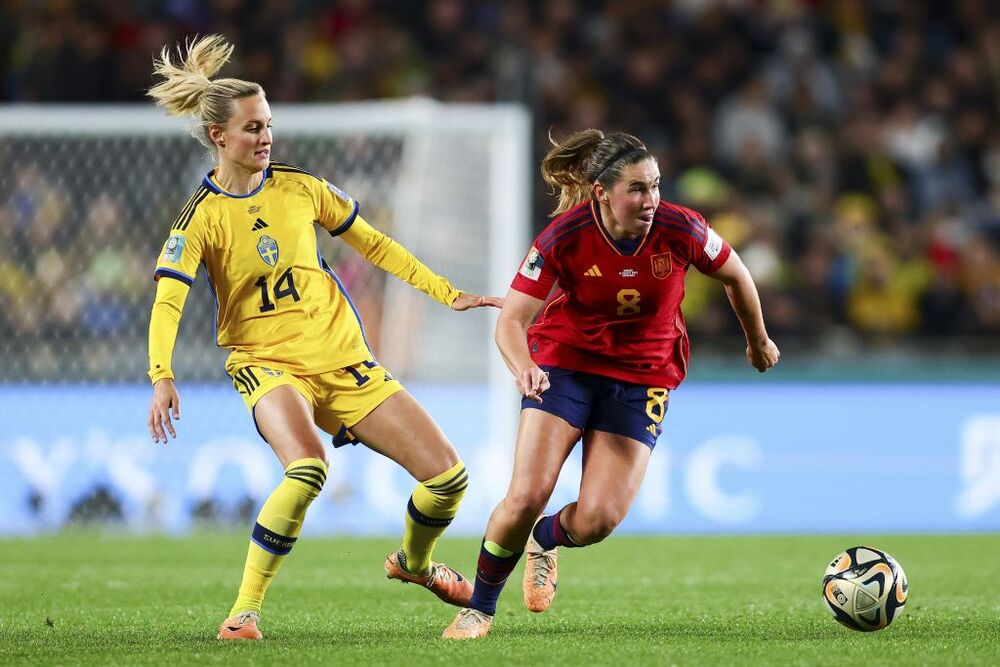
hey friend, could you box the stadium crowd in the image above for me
[1,0,998,381]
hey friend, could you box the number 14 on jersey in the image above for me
[256,268,301,312]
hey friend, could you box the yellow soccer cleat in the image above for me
[442,607,493,639]
[384,549,473,607]
[216,610,263,640]
[522,530,558,612]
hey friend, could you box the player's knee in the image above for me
[504,489,549,525]
[273,436,328,468]
[294,448,328,469]
[571,505,622,545]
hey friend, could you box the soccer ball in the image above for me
[821,546,908,632]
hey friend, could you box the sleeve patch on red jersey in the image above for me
[704,228,723,260]
[519,246,544,281]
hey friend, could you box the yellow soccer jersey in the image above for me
[152,161,458,377]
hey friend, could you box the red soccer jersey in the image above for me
[510,199,732,388]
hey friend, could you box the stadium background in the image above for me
[1,0,998,538]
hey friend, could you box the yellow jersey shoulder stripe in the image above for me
[269,160,321,180]
[171,185,211,231]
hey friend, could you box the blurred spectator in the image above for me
[714,77,788,168]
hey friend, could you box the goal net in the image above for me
[0,100,529,453]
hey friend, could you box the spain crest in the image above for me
[257,235,279,266]
[651,252,672,279]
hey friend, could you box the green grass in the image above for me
[0,534,997,665]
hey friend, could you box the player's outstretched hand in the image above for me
[747,338,780,373]
[516,366,550,402]
[149,378,181,444]
[451,292,504,311]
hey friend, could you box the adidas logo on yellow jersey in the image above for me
[584,265,602,277]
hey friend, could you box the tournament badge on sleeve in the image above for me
[163,235,186,263]
[651,252,672,279]
[704,228,724,260]
[519,246,544,281]
[257,235,279,267]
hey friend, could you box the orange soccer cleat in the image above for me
[522,530,558,612]
[442,607,493,639]
[384,549,473,607]
[216,610,263,640]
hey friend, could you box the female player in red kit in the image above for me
[443,129,780,638]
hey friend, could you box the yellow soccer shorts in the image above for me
[230,358,403,447]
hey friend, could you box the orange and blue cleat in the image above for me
[384,549,473,607]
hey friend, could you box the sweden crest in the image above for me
[257,235,279,266]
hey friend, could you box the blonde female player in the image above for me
[145,35,500,641]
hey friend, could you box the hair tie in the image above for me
[594,146,645,182]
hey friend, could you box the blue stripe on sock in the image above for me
[250,522,297,555]
[406,496,454,528]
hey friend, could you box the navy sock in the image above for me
[533,509,582,550]
[468,541,522,616]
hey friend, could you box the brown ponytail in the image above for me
[541,129,652,215]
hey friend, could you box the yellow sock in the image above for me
[401,461,468,575]
[228,457,327,617]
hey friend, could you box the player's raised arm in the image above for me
[338,214,501,310]
[308,174,501,309]
[708,250,780,372]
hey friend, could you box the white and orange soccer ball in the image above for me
[822,546,908,632]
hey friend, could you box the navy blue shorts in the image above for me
[521,365,669,449]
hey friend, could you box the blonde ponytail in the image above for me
[148,35,263,148]
[541,129,652,215]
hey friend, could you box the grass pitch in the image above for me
[0,533,997,665]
